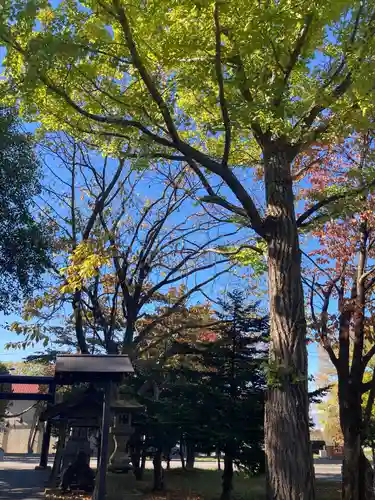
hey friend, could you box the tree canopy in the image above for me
[0,109,49,311]
[1,0,375,162]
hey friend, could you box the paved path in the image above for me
[0,459,52,500]
[314,462,342,481]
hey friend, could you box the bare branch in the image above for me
[31,200,72,239]
[202,243,263,256]
[292,158,322,181]
[359,266,375,285]
[140,256,230,308]
[362,345,375,370]
[82,157,125,240]
[320,282,339,369]
[297,178,375,228]
[301,250,340,293]
[138,265,233,339]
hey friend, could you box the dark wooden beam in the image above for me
[0,393,53,401]
[0,375,55,384]
[36,382,56,470]
[94,382,112,500]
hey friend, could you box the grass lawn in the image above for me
[106,468,341,500]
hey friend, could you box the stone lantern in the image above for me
[108,398,142,473]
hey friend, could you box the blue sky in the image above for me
[0,127,322,375]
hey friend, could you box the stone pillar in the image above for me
[108,412,133,473]
[61,427,91,472]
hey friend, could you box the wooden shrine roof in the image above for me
[55,354,134,383]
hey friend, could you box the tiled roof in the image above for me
[11,384,41,394]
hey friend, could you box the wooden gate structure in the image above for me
[0,354,134,500]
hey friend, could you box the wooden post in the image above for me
[97,429,102,469]
[50,423,67,484]
[36,382,56,470]
[94,382,112,500]
[37,420,52,469]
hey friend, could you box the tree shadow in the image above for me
[0,468,48,499]
[3,454,54,463]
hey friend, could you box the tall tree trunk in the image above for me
[342,434,374,500]
[73,290,88,353]
[264,145,315,500]
[152,449,165,491]
[217,447,221,471]
[165,448,171,471]
[220,449,234,500]
[362,452,375,500]
[340,388,375,500]
[339,368,374,500]
[339,220,374,500]
[179,441,186,470]
[342,431,362,500]
[186,441,195,470]
[123,317,134,347]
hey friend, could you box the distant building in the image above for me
[0,383,54,454]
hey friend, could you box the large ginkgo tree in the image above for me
[1,1,375,498]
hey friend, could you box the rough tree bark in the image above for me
[72,292,87,353]
[339,221,374,500]
[179,440,186,470]
[342,434,374,500]
[220,448,234,500]
[340,379,375,500]
[165,448,171,470]
[186,441,195,470]
[264,144,315,500]
[152,448,165,491]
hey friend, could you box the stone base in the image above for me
[108,423,133,474]
[108,455,132,473]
